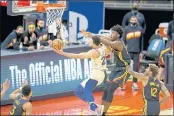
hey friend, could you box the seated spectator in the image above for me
[35,18,51,46]
[22,23,44,50]
[0,26,31,51]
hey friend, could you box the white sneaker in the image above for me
[90,110,98,115]
[96,105,104,115]
[132,83,139,90]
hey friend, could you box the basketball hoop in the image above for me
[36,2,66,27]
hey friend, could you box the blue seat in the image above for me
[139,34,165,72]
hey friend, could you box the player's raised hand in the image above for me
[31,33,37,41]
[2,79,10,91]
[22,79,28,87]
[80,30,92,38]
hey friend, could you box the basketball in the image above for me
[53,39,63,50]
[2,1,173,116]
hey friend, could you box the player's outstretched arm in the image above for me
[53,48,99,59]
[1,79,10,100]
[9,88,21,100]
[99,37,123,51]
[159,81,170,104]
[80,30,123,51]
[128,66,148,81]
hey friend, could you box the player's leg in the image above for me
[74,78,89,102]
[84,79,98,111]
[101,69,124,115]
[101,69,117,105]
[155,102,160,115]
[146,101,160,115]
[158,47,171,81]
[102,82,120,116]
[103,71,129,114]
[74,78,99,112]
[74,84,86,101]
[86,70,106,114]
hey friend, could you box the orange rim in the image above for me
[36,3,66,12]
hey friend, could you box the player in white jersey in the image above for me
[53,36,107,115]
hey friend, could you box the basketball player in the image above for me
[52,36,107,115]
[128,64,170,115]
[9,81,32,115]
[158,13,174,81]
[158,43,172,81]
[82,25,131,116]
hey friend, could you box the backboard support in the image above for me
[7,0,67,16]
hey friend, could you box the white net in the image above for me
[46,7,65,27]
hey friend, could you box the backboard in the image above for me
[7,0,67,16]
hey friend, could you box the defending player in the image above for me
[9,81,32,115]
[83,25,131,115]
[52,36,107,115]
[128,64,170,115]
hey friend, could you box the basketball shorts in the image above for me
[159,47,172,67]
[80,69,106,88]
[108,66,130,87]
[143,99,160,115]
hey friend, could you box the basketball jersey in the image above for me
[9,95,29,116]
[143,78,162,101]
[113,40,131,67]
[91,44,107,71]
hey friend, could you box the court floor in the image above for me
[1,82,173,115]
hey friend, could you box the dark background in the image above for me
[0,6,173,50]
[105,9,173,50]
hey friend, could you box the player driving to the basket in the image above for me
[52,35,108,115]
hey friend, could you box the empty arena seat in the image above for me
[140,34,165,72]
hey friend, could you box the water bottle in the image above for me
[19,42,23,52]
[37,38,40,50]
